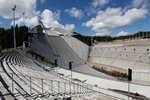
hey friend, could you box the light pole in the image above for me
[128,68,132,100]
[69,61,73,81]
[69,61,73,97]
[23,12,25,26]
[12,5,16,49]
[146,32,148,39]
[54,59,58,76]
[91,36,93,46]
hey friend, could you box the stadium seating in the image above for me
[91,45,150,82]
[28,25,150,99]
[0,51,124,100]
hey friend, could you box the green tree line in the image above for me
[73,31,150,46]
[0,25,28,49]
[0,25,149,48]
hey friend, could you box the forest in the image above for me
[0,25,28,49]
[73,31,150,46]
[0,25,150,49]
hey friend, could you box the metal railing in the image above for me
[0,53,126,99]
[0,63,125,99]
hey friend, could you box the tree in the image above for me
[0,26,28,49]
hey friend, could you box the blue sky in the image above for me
[0,0,150,36]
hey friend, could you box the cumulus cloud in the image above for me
[53,9,61,20]
[91,0,109,8]
[0,0,41,27]
[132,0,146,8]
[95,29,111,36]
[65,7,83,19]
[25,16,39,27]
[12,16,39,27]
[11,17,23,26]
[0,0,74,32]
[12,8,75,31]
[41,9,61,28]
[41,9,75,31]
[0,0,39,19]
[64,24,75,32]
[85,0,109,16]
[83,7,148,36]
[116,31,128,36]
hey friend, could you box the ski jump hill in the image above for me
[29,25,113,79]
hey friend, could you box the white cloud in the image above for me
[65,7,83,19]
[41,9,62,28]
[0,0,75,32]
[91,0,109,8]
[132,0,145,8]
[0,0,39,19]
[116,31,128,36]
[83,7,148,36]
[11,17,23,26]
[64,24,75,32]
[85,0,109,16]
[11,8,75,31]
[132,0,149,9]
[53,9,61,20]
[25,16,39,27]
[95,29,111,36]
[11,16,39,27]
[41,9,75,31]
[0,0,41,27]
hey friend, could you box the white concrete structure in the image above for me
[0,51,124,100]
[91,44,150,82]
[62,36,89,62]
